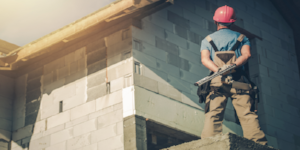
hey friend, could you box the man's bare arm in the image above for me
[234,45,251,67]
[201,50,219,72]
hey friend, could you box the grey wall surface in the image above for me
[129,0,299,149]
[0,74,14,150]
[10,25,133,150]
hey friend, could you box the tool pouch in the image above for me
[197,72,213,103]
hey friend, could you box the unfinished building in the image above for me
[0,0,299,150]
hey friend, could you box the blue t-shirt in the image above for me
[200,28,250,61]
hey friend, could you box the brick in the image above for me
[87,59,106,75]
[87,83,106,102]
[96,90,122,111]
[134,74,158,93]
[73,119,97,137]
[12,125,33,141]
[155,36,179,55]
[97,109,122,129]
[70,101,96,120]
[45,141,66,150]
[167,10,189,28]
[97,135,123,150]
[33,120,45,135]
[110,77,124,93]
[43,124,64,136]
[86,38,106,54]
[165,30,188,49]
[28,67,43,81]
[29,135,50,150]
[87,47,106,66]
[132,26,155,46]
[50,128,74,145]
[47,110,70,129]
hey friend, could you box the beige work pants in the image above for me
[201,89,268,145]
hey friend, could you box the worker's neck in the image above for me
[217,25,229,31]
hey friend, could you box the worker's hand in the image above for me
[218,64,236,75]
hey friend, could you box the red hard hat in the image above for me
[213,5,236,23]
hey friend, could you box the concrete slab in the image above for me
[162,133,277,150]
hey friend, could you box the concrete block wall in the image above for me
[10,25,134,150]
[0,74,14,150]
[130,0,299,149]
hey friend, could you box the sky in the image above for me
[0,0,116,46]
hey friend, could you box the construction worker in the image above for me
[200,5,268,145]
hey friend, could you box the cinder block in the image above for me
[155,36,179,55]
[143,14,173,32]
[44,57,65,74]
[45,141,66,150]
[183,8,203,26]
[12,125,33,141]
[259,55,277,71]
[50,127,74,145]
[73,119,97,137]
[87,47,106,66]
[43,124,64,137]
[65,115,88,129]
[86,38,105,54]
[167,75,191,93]
[280,84,296,98]
[96,90,122,111]
[74,143,97,150]
[167,53,181,68]
[66,133,91,150]
[167,10,189,28]
[97,109,122,129]
[89,106,114,120]
[25,100,40,116]
[97,135,123,150]
[266,50,283,65]
[268,69,285,84]
[33,120,45,135]
[29,135,50,150]
[87,83,106,102]
[179,47,201,65]
[142,20,165,39]
[277,139,296,150]
[47,110,70,129]
[137,41,168,61]
[190,21,212,37]
[133,49,156,69]
[132,26,156,46]
[110,77,124,93]
[28,67,43,82]
[187,40,201,55]
[195,6,213,21]
[134,74,159,93]
[156,59,180,78]
[107,59,133,82]
[91,123,118,144]
[65,68,87,85]
[180,69,201,84]
[175,25,188,39]
[142,65,168,84]
[87,59,106,76]
[0,129,11,142]
[188,30,201,44]
[70,101,96,120]
[165,30,188,49]
[188,61,209,77]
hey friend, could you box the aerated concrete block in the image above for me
[97,135,123,150]
[158,82,181,101]
[47,110,70,129]
[12,125,33,141]
[45,141,66,150]
[97,109,122,129]
[96,90,122,111]
[50,127,74,145]
[73,119,97,137]
[91,123,118,144]
[134,74,159,93]
[29,135,50,150]
[162,133,277,150]
[70,101,96,120]
[110,77,124,93]
[165,30,188,50]
[67,133,91,150]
